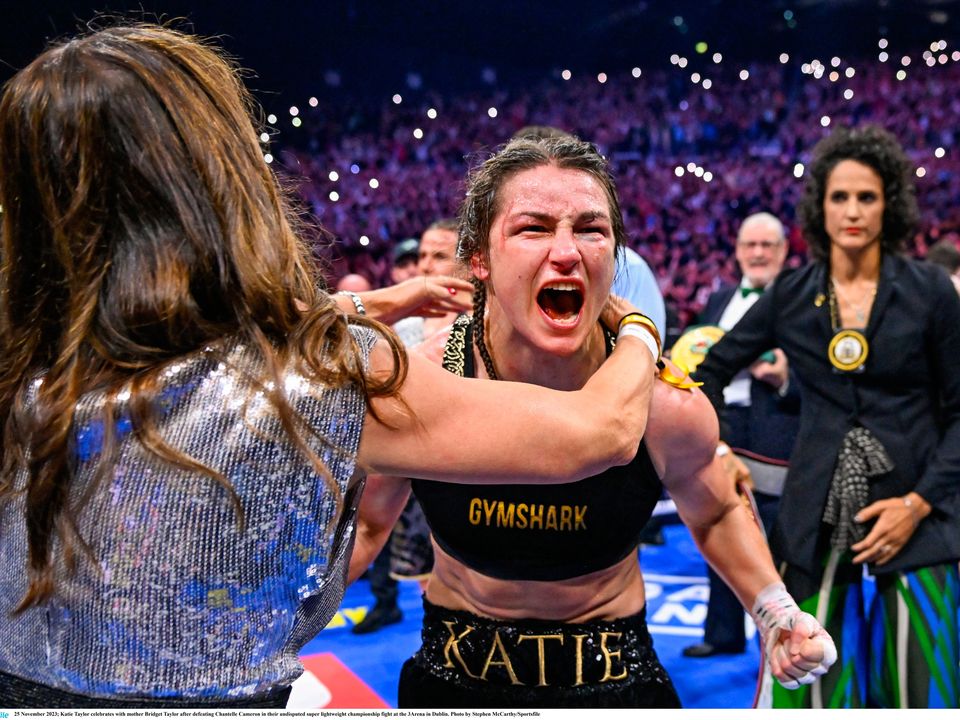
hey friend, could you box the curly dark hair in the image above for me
[797,125,919,263]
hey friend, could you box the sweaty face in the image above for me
[823,159,885,258]
[735,223,787,288]
[473,164,616,357]
[417,228,460,277]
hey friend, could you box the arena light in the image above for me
[953,51,960,61]
[896,70,907,80]
[702,79,713,89]
[831,57,841,67]
[712,52,722,64]
[308,97,319,107]
[427,108,438,119]
[359,235,370,246]
[694,167,704,177]
[488,107,498,117]
[632,67,642,78]
[259,132,269,143]
[687,162,697,172]
[879,52,889,62]
[940,54,948,64]
[923,50,933,60]
[703,171,713,182]
[820,115,831,127]
[289,106,299,117]
[878,38,888,49]
[561,69,572,80]
[329,191,339,202]
[696,42,708,54]
[670,54,680,65]
[328,171,339,182]
[845,67,855,78]
[813,66,825,79]
[263,153,273,164]
[350,164,360,174]
[801,63,811,74]
[691,72,701,84]
[597,73,608,84]
[413,128,424,139]
[392,94,402,104]
[829,71,839,82]
[843,89,854,100]
[780,53,790,64]
[675,166,685,177]
[939,40,948,50]
[930,42,940,52]
[935,147,946,158]
[678,57,688,68]
[901,56,911,66]
[369,178,379,189]
[916,167,926,178]
[739,69,750,80]
[793,163,804,178]
[926,57,937,67]
[291,117,302,128]
[267,114,277,124]
[679,100,689,110]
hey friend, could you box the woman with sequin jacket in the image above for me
[0,25,663,708]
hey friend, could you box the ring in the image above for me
[881,544,892,553]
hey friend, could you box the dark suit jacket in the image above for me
[700,285,800,463]
[694,255,960,575]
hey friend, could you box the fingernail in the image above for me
[854,514,862,522]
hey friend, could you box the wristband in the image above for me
[617,322,660,363]
[337,291,366,315]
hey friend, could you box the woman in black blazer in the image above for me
[696,126,960,709]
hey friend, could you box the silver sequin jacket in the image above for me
[0,326,375,700]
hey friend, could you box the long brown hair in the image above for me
[0,23,406,609]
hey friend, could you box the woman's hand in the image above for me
[851,492,931,565]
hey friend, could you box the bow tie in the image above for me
[740,286,764,298]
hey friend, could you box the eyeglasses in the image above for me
[737,240,782,251]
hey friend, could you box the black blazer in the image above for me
[700,285,800,463]
[694,255,960,575]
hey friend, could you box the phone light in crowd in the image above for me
[694,167,704,177]
[843,89,854,100]
[916,167,926,178]
[328,171,339,182]
[829,71,839,82]
[691,72,701,84]
[695,42,708,54]
[289,106,299,117]
[902,56,911,66]
[674,166,685,177]
[308,97,318,107]
[597,73,608,84]
[392,94,402,104]
[878,38,888,49]
[267,114,277,124]
[291,117,302,127]
[413,128,424,139]
[259,132,269,143]
[830,57,841,67]
[488,107,498,117]
[678,57,688,68]
[739,69,750,80]
[263,153,273,164]
[712,52,722,63]
[670,54,680,65]
[686,162,697,172]
[702,79,713,89]
[359,236,370,247]
[801,63,811,73]
[793,163,804,178]
[369,179,379,189]
[562,69,572,80]
[897,70,907,81]
[845,67,855,77]
[329,191,339,202]
[632,67,642,78]
[821,115,831,127]
[953,51,960,61]
[780,53,790,64]
[703,171,713,182]
[936,147,946,158]
[940,54,948,64]
[879,52,889,62]
[427,108,438,119]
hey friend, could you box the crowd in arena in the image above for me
[277,54,960,328]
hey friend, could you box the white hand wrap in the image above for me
[751,582,838,690]
[617,323,660,363]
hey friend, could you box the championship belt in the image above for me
[669,324,726,371]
